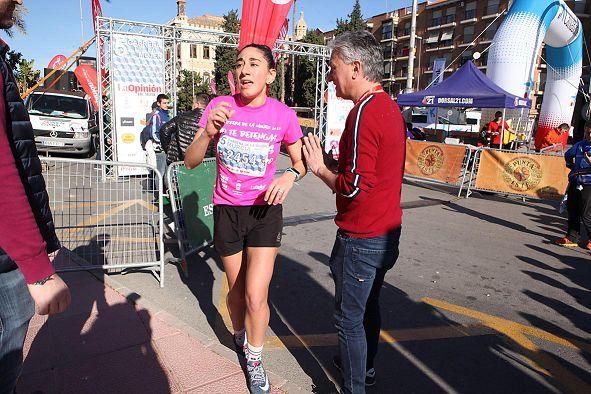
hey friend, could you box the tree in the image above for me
[293,29,324,108]
[176,70,210,112]
[335,0,366,34]
[214,10,240,96]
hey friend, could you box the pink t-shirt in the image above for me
[199,95,303,206]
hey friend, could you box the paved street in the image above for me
[90,155,591,393]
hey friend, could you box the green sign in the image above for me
[176,159,216,249]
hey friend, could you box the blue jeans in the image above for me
[329,228,401,394]
[0,269,35,394]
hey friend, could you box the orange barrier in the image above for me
[473,149,569,200]
[298,117,317,128]
[405,140,468,185]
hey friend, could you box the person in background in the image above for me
[555,123,591,249]
[160,94,211,164]
[487,111,515,149]
[145,94,170,194]
[303,31,405,394]
[0,0,71,391]
[537,123,570,152]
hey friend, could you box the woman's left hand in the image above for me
[264,173,295,205]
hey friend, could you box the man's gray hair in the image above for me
[328,30,383,82]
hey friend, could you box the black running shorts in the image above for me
[213,205,283,257]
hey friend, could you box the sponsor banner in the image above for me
[474,150,570,200]
[112,33,165,176]
[74,65,99,111]
[431,58,446,87]
[405,140,467,184]
[239,0,293,50]
[48,54,67,69]
[325,81,354,159]
[91,0,102,33]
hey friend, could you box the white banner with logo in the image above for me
[325,82,354,159]
[112,33,165,176]
[431,58,446,87]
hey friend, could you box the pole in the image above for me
[79,0,84,43]
[290,0,296,105]
[406,0,418,93]
[416,37,422,90]
[501,108,506,150]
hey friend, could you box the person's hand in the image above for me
[206,102,235,138]
[264,173,295,205]
[27,273,71,316]
[302,133,326,176]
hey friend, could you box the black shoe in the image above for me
[333,355,376,387]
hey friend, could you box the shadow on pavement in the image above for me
[18,242,172,393]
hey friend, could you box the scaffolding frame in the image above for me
[97,16,330,163]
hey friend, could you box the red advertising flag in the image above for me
[228,70,236,95]
[47,54,67,70]
[209,78,217,95]
[91,0,103,33]
[273,18,289,62]
[74,65,99,111]
[239,0,294,50]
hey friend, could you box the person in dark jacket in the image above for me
[160,94,211,164]
[0,0,71,391]
[555,123,591,249]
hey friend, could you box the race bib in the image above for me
[217,135,270,177]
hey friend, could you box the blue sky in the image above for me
[8,0,413,71]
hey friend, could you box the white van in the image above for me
[25,90,98,157]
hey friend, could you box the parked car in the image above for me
[25,89,98,157]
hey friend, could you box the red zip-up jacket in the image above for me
[334,91,406,238]
[0,72,54,283]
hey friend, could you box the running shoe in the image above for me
[246,360,270,393]
[554,236,578,247]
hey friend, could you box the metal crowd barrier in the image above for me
[166,159,216,276]
[41,158,166,287]
[403,140,477,197]
[465,147,569,200]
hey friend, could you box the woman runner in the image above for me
[184,43,306,394]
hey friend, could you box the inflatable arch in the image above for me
[486,0,583,148]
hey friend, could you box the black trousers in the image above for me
[566,182,591,242]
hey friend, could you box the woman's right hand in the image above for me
[206,101,235,137]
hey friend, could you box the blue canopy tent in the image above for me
[398,61,532,146]
[397,61,532,109]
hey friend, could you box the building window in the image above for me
[465,1,477,19]
[444,7,456,24]
[203,72,210,83]
[574,0,587,13]
[431,10,442,27]
[383,43,393,59]
[382,21,393,40]
[486,0,501,15]
[402,22,411,36]
[484,21,498,40]
[177,44,181,60]
[461,51,473,65]
[463,26,475,43]
[384,62,392,79]
[203,46,210,59]
[190,44,198,58]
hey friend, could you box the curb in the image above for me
[85,268,306,393]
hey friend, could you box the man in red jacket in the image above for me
[303,30,405,394]
[0,0,71,391]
